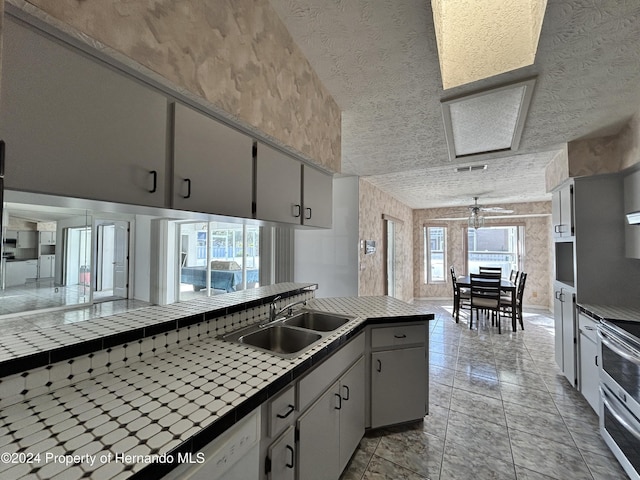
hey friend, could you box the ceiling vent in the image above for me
[441,78,536,161]
[454,164,487,173]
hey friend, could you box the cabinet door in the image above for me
[302,166,332,228]
[371,346,427,428]
[559,184,574,237]
[16,231,37,249]
[0,18,168,207]
[172,103,253,217]
[338,358,364,473]
[553,285,564,371]
[561,289,576,386]
[579,331,599,412]
[297,381,340,480]
[255,143,302,225]
[267,426,296,480]
[552,190,562,238]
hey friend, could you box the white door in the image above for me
[113,222,129,299]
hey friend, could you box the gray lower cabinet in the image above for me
[369,322,428,429]
[297,357,364,480]
[0,17,168,207]
[172,103,254,217]
[267,426,296,480]
[554,282,576,386]
[371,346,427,428]
[578,312,599,412]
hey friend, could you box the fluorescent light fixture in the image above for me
[431,0,547,89]
[441,78,536,160]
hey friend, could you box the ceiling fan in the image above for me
[467,197,513,229]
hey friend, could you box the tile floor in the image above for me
[341,300,630,480]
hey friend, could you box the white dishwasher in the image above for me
[163,408,261,480]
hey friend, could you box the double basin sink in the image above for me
[221,310,355,359]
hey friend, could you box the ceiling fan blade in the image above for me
[480,207,514,213]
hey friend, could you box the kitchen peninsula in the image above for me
[0,284,433,479]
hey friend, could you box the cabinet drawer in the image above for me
[297,333,365,412]
[268,385,296,438]
[371,324,425,349]
[578,313,598,343]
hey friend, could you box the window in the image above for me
[467,226,522,278]
[424,226,446,283]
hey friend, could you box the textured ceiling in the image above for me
[268,0,640,210]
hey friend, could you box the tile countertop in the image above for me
[577,303,640,323]
[0,295,433,480]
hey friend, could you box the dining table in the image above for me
[457,275,518,331]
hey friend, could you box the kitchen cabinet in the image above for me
[302,166,333,228]
[624,169,640,259]
[297,357,364,480]
[172,103,254,218]
[0,17,168,208]
[266,427,295,480]
[578,312,599,412]
[255,142,303,225]
[16,231,37,249]
[39,255,55,279]
[255,142,333,227]
[554,281,576,386]
[5,260,37,287]
[552,182,574,238]
[39,232,56,246]
[369,323,428,428]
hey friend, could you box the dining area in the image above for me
[451,266,528,334]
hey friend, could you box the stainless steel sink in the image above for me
[238,325,321,356]
[281,311,351,332]
[220,309,356,359]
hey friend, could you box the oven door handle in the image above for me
[601,387,640,441]
[598,329,640,365]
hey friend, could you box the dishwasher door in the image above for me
[163,408,261,480]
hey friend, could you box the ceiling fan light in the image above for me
[468,213,485,230]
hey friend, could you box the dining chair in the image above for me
[450,267,470,323]
[501,272,527,330]
[469,273,503,333]
[479,266,502,278]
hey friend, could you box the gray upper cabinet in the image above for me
[172,103,253,217]
[552,182,574,238]
[255,143,302,225]
[302,166,333,228]
[0,18,168,207]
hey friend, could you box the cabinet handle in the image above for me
[376,359,382,373]
[183,178,192,199]
[595,355,598,367]
[334,393,342,410]
[285,445,294,469]
[0,140,5,177]
[342,385,350,401]
[276,404,295,419]
[292,204,301,218]
[149,170,157,193]
[305,207,312,220]
[584,326,595,331]
[394,334,407,339]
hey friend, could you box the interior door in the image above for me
[112,221,129,299]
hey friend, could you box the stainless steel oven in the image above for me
[598,319,640,480]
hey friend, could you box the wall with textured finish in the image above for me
[545,146,569,192]
[413,202,552,309]
[567,136,622,177]
[619,113,640,171]
[358,179,413,302]
[20,0,341,172]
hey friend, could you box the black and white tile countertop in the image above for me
[577,303,640,324]
[0,294,433,480]
[0,283,317,378]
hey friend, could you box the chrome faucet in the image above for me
[266,296,307,324]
